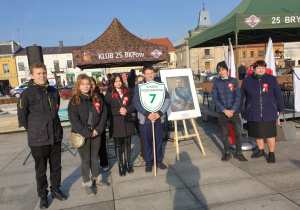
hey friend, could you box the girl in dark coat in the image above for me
[105,75,136,176]
[68,74,109,196]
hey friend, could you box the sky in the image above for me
[1,0,244,48]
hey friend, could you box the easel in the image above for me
[173,118,205,161]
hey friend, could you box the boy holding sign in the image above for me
[134,64,171,173]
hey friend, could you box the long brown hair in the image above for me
[72,74,99,105]
[110,74,128,98]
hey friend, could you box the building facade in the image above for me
[234,43,284,69]
[284,42,300,67]
[15,41,105,86]
[0,41,21,88]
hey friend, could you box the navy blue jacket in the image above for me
[212,76,241,113]
[239,73,284,122]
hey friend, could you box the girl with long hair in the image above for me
[105,74,136,176]
[68,74,109,196]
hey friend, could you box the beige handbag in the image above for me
[70,133,85,148]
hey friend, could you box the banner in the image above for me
[294,67,300,112]
[265,37,276,76]
[228,39,236,78]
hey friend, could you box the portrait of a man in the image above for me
[167,77,195,112]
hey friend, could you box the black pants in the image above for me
[113,136,132,165]
[98,131,108,167]
[77,136,101,183]
[218,112,242,153]
[30,142,62,197]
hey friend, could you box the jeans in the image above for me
[218,112,242,153]
[30,142,62,197]
[78,136,101,183]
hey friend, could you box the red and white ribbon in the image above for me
[262,83,269,92]
[94,102,101,114]
[123,96,128,106]
[228,83,236,91]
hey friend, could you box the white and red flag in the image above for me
[265,37,276,76]
[228,38,237,78]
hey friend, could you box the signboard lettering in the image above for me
[98,51,145,60]
[139,81,165,113]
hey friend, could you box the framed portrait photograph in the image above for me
[160,69,201,121]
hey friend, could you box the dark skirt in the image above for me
[248,120,277,138]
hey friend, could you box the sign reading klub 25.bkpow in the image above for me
[139,81,165,113]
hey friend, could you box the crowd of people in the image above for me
[17,60,284,209]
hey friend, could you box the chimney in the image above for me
[140,35,143,39]
[148,36,150,40]
[59,41,63,48]
[33,44,37,46]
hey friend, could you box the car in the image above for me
[203,72,220,82]
[200,70,208,77]
[58,83,74,96]
[58,83,74,92]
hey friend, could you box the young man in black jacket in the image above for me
[18,62,67,209]
[212,61,248,163]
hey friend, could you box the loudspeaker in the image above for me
[26,46,44,67]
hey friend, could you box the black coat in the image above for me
[17,79,63,146]
[68,94,107,138]
[105,88,136,138]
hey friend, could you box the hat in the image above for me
[216,61,228,71]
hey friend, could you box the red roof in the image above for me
[144,38,175,51]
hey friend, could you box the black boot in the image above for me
[118,164,126,176]
[267,152,276,163]
[114,137,126,177]
[124,136,134,173]
[125,162,134,173]
[39,195,48,209]
[251,149,265,158]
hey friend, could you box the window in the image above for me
[3,64,9,73]
[204,49,210,55]
[250,51,254,57]
[54,60,60,72]
[258,51,264,57]
[242,51,245,58]
[67,60,72,68]
[18,62,25,71]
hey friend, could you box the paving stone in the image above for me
[169,154,231,173]
[282,189,300,205]
[236,157,300,176]
[110,158,174,184]
[177,165,250,187]
[209,194,300,210]
[0,183,37,202]
[114,188,203,210]
[0,196,38,210]
[61,201,115,210]
[189,178,276,207]
[256,170,300,193]
[33,187,113,210]
[0,171,36,188]
[113,173,185,200]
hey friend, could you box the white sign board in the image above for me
[138,81,165,113]
[160,69,201,121]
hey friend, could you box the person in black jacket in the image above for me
[105,75,136,176]
[68,74,109,196]
[127,69,136,89]
[90,77,109,172]
[212,61,248,163]
[17,62,67,209]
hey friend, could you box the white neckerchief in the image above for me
[117,89,123,98]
